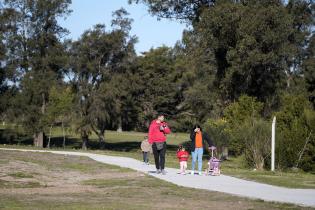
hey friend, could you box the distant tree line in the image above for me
[0,0,314,171]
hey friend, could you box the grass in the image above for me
[221,156,315,189]
[8,172,34,179]
[1,125,315,189]
[0,150,312,210]
[0,179,42,188]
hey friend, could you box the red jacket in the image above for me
[148,120,171,144]
[177,150,189,162]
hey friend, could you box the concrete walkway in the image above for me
[1,148,315,208]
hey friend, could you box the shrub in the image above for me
[203,118,230,158]
[276,94,315,172]
[237,118,271,170]
[224,95,264,155]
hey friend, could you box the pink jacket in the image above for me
[148,120,171,144]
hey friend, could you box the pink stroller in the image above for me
[205,146,221,176]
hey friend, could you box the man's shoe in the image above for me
[156,169,161,174]
[191,171,194,175]
[161,169,166,175]
[198,171,202,175]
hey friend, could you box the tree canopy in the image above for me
[1,0,315,171]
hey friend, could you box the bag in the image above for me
[155,142,164,150]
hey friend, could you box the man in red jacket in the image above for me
[148,113,171,175]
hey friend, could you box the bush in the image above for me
[203,118,230,158]
[224,95,264,155]
[276,94,315,172]
[238,118,271,170]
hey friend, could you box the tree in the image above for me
[276,94,315,171]
[191,1,296,103]
[129,0,216,24]
[303,34,315,107]
[0,6,8,121]
[70,8,136,149]
[2,0,71,147]
[131,46,182,130]
[45,85,74,148]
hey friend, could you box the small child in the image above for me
[176,145,189,174]
[141,136,152,165]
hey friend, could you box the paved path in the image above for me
[1,148,315,208]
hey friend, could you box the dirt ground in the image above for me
[0,150,312,210]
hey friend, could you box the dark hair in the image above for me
[157,112,165,117]
[177,144,183,152]
[193,124,202,131]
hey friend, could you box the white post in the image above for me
[271,116,276,171]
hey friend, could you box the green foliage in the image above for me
[222,95,271,169]
[276,94,315,172]
[238,118,271,170]
[131,46,182,130]
[1,0,315,172]
[223,95,264,156]
[1,0,71,140]
[128,0,215,23]
[203,118,230,151]
[303,34,315,107]
[46,86,74,125]
[194,1,294,102]
[224,95,264,127]
[70,9,137,147]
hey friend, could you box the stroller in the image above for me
[205,146,221,176]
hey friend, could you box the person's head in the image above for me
[157,113,165,122]
[193,124,202,133]
[178,145,185,151]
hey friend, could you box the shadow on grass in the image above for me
[0,128,208,155]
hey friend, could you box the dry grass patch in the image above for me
[0,150,313,210]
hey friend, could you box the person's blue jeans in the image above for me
[191,147,204,172]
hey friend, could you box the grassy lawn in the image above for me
[0,150,312,210]
[1,126,315,189]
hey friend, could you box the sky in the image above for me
[58,0,187,54]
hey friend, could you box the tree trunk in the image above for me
[34,132,44,147]
[35,93,46,148]
[255,158,264,170]
[296,131,312,168]
[98,134,105,149]
[91,125,105,149]
[222,146,229,160]
[41,92,46,114]
[47,125,53,148]
[117,117,122,133]
[81,131,89,150]
[62,121,66,149]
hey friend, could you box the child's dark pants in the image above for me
[142,152,149,163]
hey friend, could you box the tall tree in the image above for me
[1,0,71,146]
[303,34,315,107]
[45,85,74,148]
[129,0,215,24]
[70,8,137,149]
[131,46,182,130]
